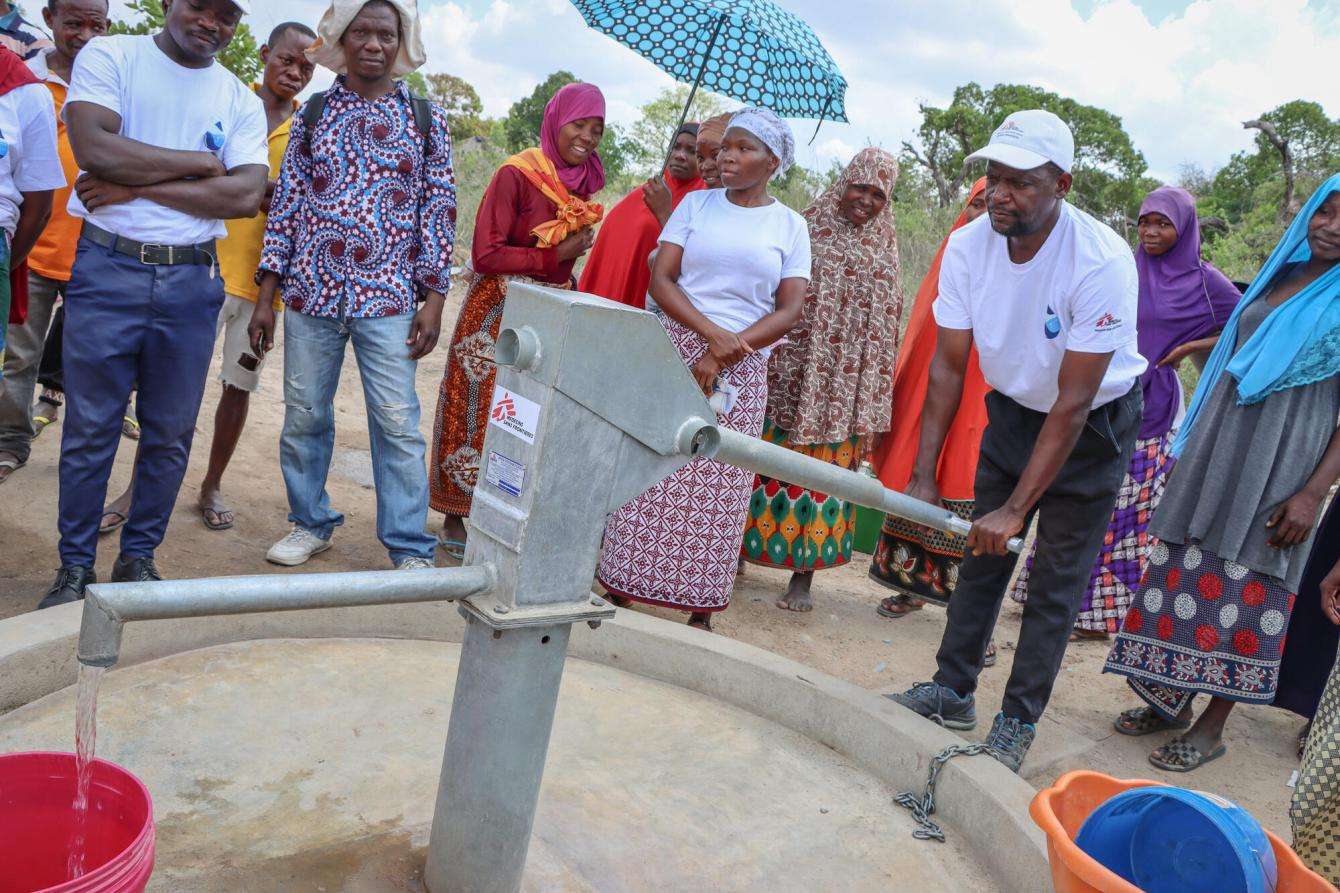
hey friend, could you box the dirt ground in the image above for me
[0,288,1308,841]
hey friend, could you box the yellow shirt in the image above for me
[218,88,296,308]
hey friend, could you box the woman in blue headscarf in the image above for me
[1103,174,1340,772]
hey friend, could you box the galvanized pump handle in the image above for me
[705,426,1024,554]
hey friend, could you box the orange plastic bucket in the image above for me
[1030,770,1335,892]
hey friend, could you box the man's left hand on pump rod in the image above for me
[968,506,1025,557]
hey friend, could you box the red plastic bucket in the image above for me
[0,751,155,893]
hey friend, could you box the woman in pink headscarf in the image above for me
[430,82,607,554]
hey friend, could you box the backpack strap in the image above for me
[300,90,432,158]
[300,90,327,133]
[409,94,433,158]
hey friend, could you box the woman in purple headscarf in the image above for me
[430,82,607,553]
[1011,186,1241,636]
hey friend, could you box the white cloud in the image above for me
[109,0,1339,181]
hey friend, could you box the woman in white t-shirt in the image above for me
[597,107,812,630]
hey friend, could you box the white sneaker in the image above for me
[265,526,331,566]
[396,556,436,570]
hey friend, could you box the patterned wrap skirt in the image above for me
[598,317,767,612]
[1292,651,1340,885]
[430,272,565,516]
[1011,431,1176,631]
[868,499,974,606]
[1103,540,1297,720]
[740,419,860,573]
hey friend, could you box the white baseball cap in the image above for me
[966,109,1075,174]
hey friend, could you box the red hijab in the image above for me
[577,127,705,308]
[873,178,989,500]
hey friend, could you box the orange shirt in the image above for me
[25,50,77,282]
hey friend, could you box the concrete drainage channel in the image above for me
[0,600,1049,890]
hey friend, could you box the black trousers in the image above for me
[933,385,1141,724]
[37,302,63,393]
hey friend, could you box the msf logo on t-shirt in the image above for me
[1094,313,1123,332]
[1043,305,1061,340]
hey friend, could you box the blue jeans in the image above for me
[280,309,436,563]
[58,236,224,566]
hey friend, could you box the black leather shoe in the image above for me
[37,566,96,610]
[111,555,162,583]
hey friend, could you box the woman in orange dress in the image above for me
[869,179,989,620]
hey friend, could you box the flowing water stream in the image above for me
[68,663,105,880]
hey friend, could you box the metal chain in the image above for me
[893,743,995,842]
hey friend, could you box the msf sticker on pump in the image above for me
[488,385,541,445]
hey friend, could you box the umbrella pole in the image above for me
[660,13,727,182]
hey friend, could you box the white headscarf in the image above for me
[308,0,427,77]
[727,108,795,180]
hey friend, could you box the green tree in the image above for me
[402,71,492,144]
[110,0,260,83]
[902,82,1152,233]
[627,85,729,175]
[1198,100,1339,277]
[503,70,577,153]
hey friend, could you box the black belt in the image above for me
[83,223,216,267]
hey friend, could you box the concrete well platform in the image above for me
[1,637,995,892]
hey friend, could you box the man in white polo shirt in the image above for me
[38,0,267,608]
[888,110,1146,772]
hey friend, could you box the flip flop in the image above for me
[876,593,925,619]
[31,410,57,438]
[984,641,998,668]
[99,510,128,535]
[1115,706,1192,737]
[122,414,140,441]
[200,505,234,531]
[0,454,22,484]
[1148,736,1226,773]
[437,536,466,562]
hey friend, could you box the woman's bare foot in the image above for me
[687,611,713,631]
[775,571,814,612]
[441,513,468,545]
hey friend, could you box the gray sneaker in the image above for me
[396,556,436,570]
[886,681,977,730]
[984,712,1036,773]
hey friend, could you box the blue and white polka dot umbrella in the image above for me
[569,0,848,123]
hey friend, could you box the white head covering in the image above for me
[727,108,795,181]
[308,0,427,77]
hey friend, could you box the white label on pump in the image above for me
[485,450,525,497]
[488,385,541,445]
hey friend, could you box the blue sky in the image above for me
[109,0,1339,184]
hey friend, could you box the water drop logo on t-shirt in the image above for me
[204,121,226,153]
[0,127,9,160]
[1043,305,1061,340]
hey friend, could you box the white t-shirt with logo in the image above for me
[0,81,63,239]
[64,34,267,244]
[659,188,811,356]
[934,202,1146,412]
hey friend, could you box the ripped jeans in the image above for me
[279,308,436,563]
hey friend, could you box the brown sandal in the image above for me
[876,594,924,619]
[1114,706,1191,737]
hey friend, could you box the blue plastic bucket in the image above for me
[1074,787,1277,892]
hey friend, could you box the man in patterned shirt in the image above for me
[250,0,454,570]
[0,1,53,60]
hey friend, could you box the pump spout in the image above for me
[75,565,497,669]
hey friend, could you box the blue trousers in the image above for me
[57,237,224,566]
[280,308,436,564]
